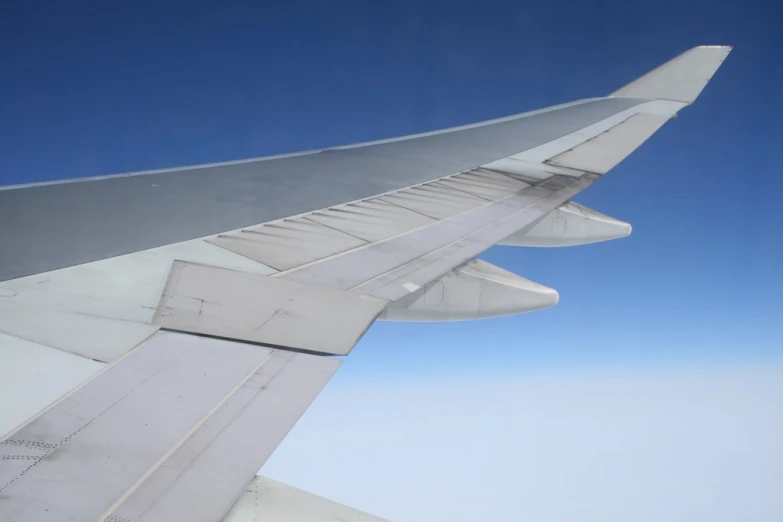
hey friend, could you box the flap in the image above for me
[154,261,388,355]
[0,331,341,522]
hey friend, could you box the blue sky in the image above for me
[2,1,782,520]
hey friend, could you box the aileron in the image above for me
[546,113,669,173]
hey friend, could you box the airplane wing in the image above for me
[0,45,730,521]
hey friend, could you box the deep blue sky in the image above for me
[2,0,780,377]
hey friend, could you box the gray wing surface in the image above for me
[0,97,639,282]
[0,46,730,522]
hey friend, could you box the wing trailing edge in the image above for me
[0,332,340,522]
[224,476,389,522]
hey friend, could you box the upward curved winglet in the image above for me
[612,45,732,104]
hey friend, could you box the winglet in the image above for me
[611,45,732,104]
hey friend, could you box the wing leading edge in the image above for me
[0,46,731,522]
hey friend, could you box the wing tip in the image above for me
[611,45,733,104]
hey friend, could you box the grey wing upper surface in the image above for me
[0,46,730,522]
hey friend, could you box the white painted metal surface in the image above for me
[223,476,389,522]
[382,259,558,321]
[379,189,478,219]
[460,169,533,191]
[546,113,669,174]
[0,332,340,522]
[200,98,687,307]
[612,45,732,103]
[0,333,105,438]
[0,309,157,363]
[500,201,632,247]
[508,97,687,164]
[0,332,271,521]
[412,182,490,204]
[436,175,525,200]
[107,350,340,522]
[0,93,694,369]
[210,218,368,271]
[0,239,276,362]
[306,201,434,242]
[283,175,594,302]
[154,262,388,355]
[484,157,583,180]
[207,168,530,275]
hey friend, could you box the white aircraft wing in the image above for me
[0,45,730,522]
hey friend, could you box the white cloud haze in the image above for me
[263,362,783,522]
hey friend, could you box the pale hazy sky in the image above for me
[264,362,783,522]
